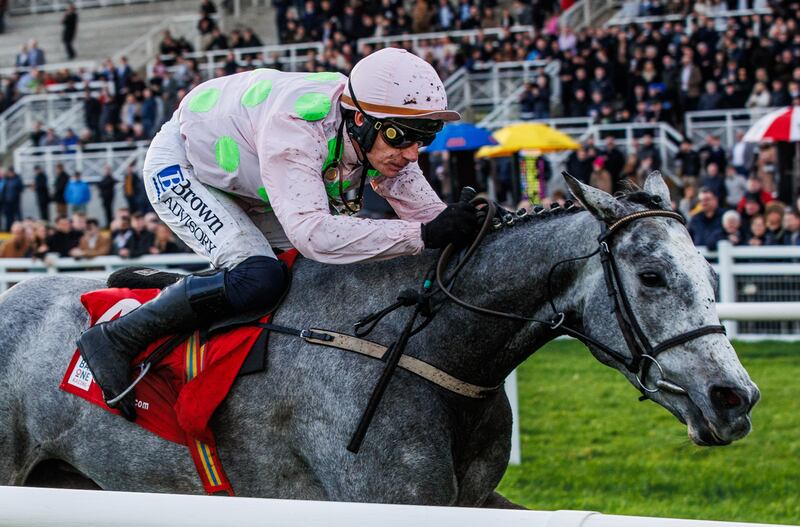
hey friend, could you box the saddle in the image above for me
[60,251,299,496]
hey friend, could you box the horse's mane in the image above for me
[506,187,664,227]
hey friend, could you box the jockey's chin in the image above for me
[365,135,420,178]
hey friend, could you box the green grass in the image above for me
[497,340,800,525]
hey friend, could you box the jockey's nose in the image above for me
[402,143,420,162]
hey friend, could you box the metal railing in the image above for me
[684,107,777,150]
[0,92,93,153]
[13,140,150,182]
[158,42,324,79]
[357,25,535,53]
[606,6,772,29]
[8,0,169,15]
[0,60,99,77]
[561,0,624,30]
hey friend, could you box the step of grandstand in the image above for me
[0,0,276,69]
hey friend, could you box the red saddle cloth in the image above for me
[60,250,298,495]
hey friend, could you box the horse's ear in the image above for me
[643,171,672,210]
[563,173,626,222]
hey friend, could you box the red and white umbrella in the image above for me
[743,106,800,143]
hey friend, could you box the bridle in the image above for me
[436,201,727,400]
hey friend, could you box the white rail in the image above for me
[0,486,785,527]
[684,107,778,150]
[8,0,168,15]
[561,0,624,30]
[605,6,773,29]
[357,26,535,53]
[13,140,151,182]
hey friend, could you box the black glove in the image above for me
[421,188,479,249]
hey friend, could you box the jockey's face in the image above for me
[353,112,419,177]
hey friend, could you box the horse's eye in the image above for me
[639,272,665,288]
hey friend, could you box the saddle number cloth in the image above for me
[60,251,298,496]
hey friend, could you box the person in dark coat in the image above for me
[564,146,593,184]
[1,167,23,231]
[688,188,726,248]
[97,166,116,228]
[52,163,70,218]
[32,165,50,221]
[45,215,81,256]
[61,3,78,59]
[118,212,154,258]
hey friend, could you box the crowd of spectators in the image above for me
[0,208,189,259]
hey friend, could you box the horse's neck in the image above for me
[412,210,600,387]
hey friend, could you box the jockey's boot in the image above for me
[77,271,232,421]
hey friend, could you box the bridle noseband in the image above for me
[436,203,727,400]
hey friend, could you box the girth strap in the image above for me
[303,329,501,399]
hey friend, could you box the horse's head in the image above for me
[565,172,759,446]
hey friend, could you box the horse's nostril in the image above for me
[710,386,744,410]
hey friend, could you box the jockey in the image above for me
[77,48,480,419]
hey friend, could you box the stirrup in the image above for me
[105,362,151,407]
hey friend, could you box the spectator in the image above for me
[0,221,32,257]
[603,136,625,190]
[97,165,117,227]
[589,156,612,194]
[723,165,746,210]
[716,210,744,249]
[29,121,45,146]
[1,167,23,231]
[27,39,45,67]
[61,128,79,153]
[31,165,50,221]
[736,176,773,214]
[565,146,592,185]
[150,223,184,254]
[52,163,70,218]
[65,171,91,213]
[697,81,723,111]
[69,217,111,258]
[764,203,786,246]
[730,130,753,176]
[637,134,661,171]
[676,140,701,178]
[782,209,800,245]
[45,215,81,256]
[71,210,87,235]
[61,3,78,60]
[678,180,698,220]
[679,50,702,111]
[122,162,144,213]
[118,212,154,258]
[747,214,767,246]
[688,188,725,248]
[746,82,772,109]
[111,212,133,256]
[699,135,727,172]
[700,162,726,205]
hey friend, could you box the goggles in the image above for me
[375,119,443,149]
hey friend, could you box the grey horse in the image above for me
[0,173,759,506]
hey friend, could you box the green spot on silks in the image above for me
[306,72,342,82]
[323,136,343,172]
[187,88,221,113]
[215,136,240,173]
[295,92,331,121]
[258,186,272,212]
[326,179,351,198]
[367,168,381,178]
[241,80,273,107]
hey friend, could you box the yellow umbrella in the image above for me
[487,122,580,155]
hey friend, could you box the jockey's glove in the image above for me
[422,199,480,249]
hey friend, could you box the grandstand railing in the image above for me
[684,107,777,150]
[0,253,207,292]
[14,140,150,183]
[561,0,624,30]
[159,42,325,79]
[357,25,535,54]
[605,5,773,30]
[0,91,97,153]
[0,60,98,77]
[8,0,168,15]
